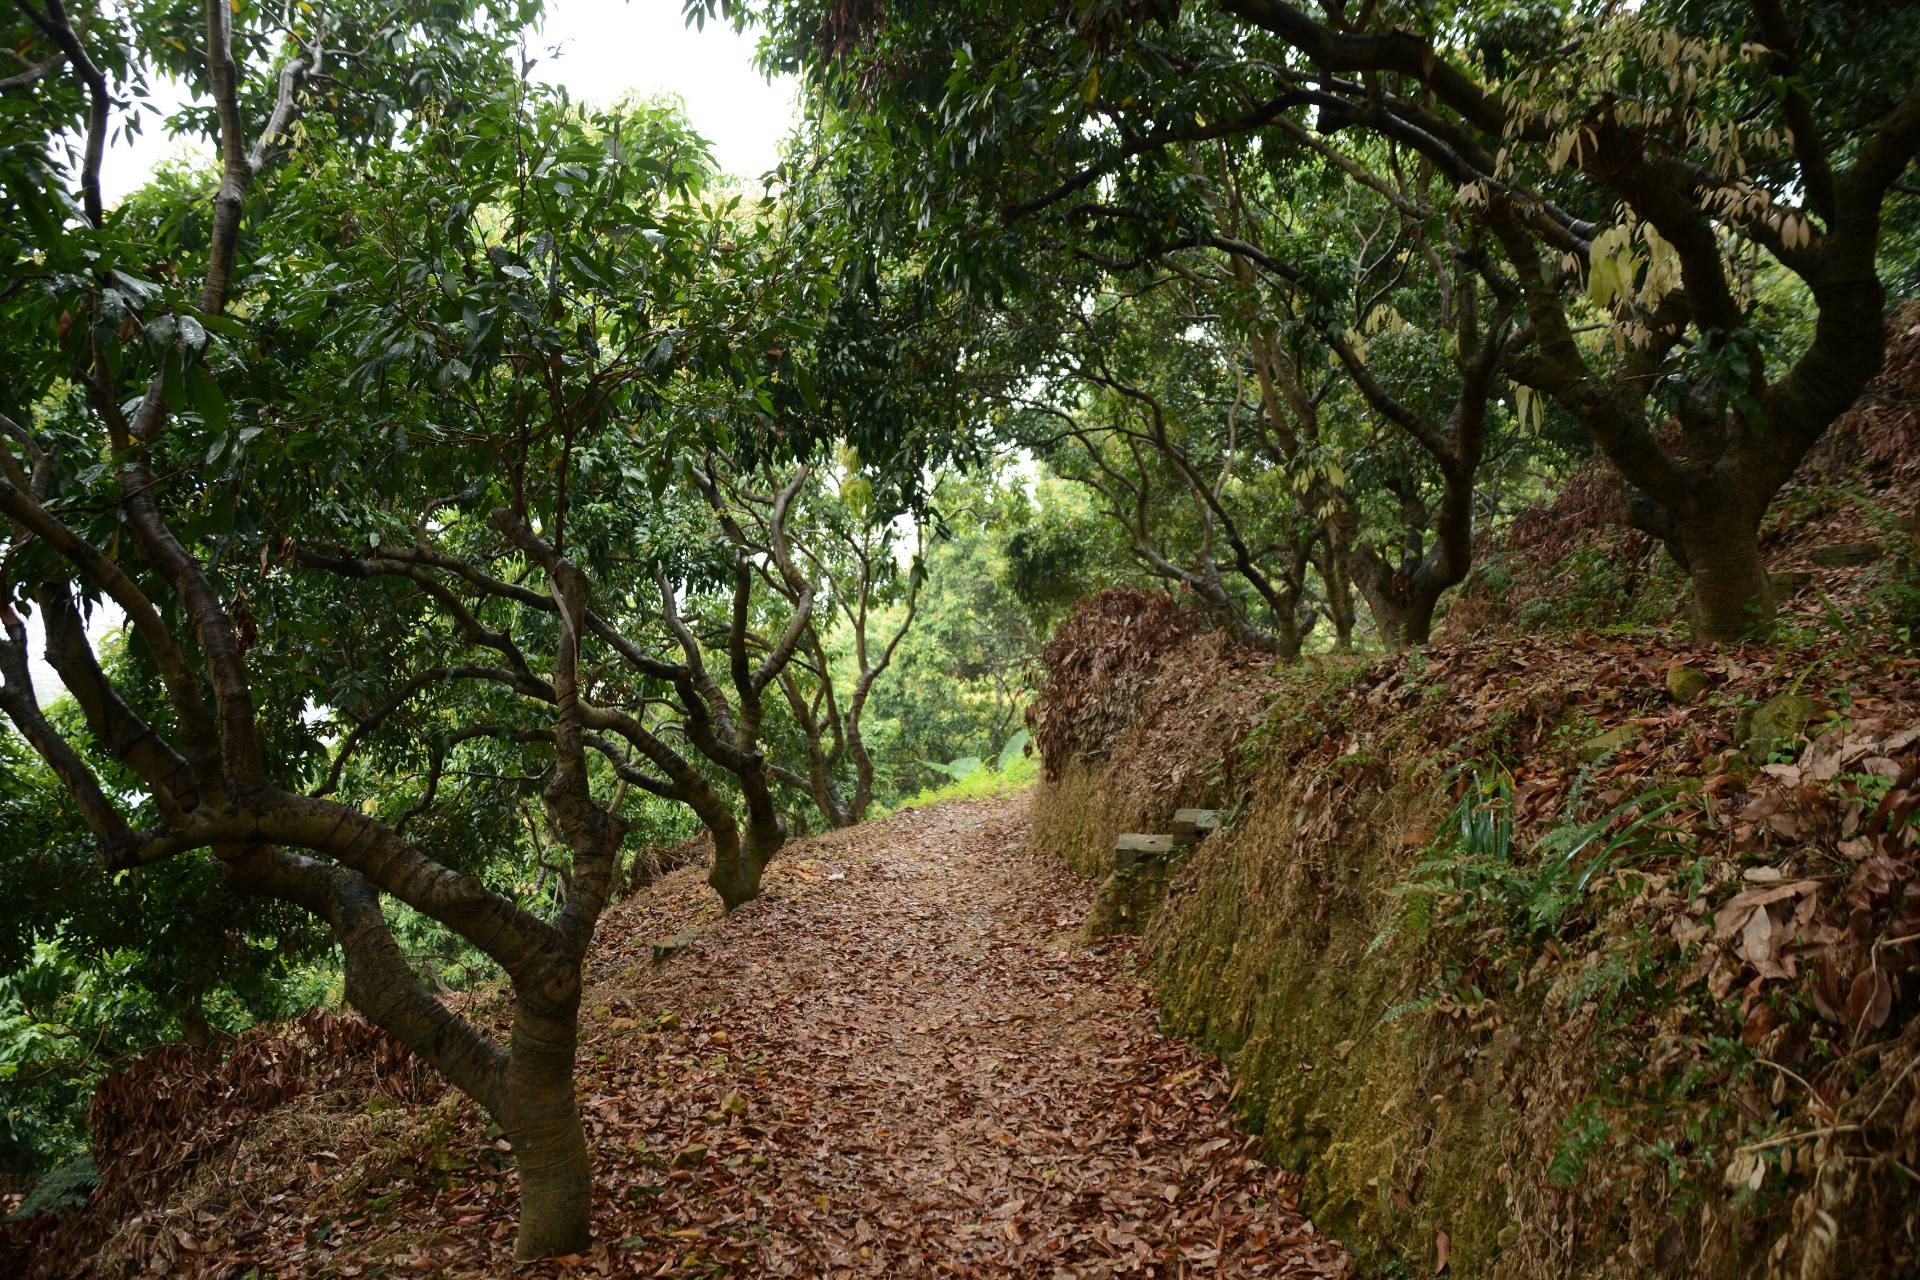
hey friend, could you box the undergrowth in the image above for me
[887,747,1038,812]
[1389,764,1697,951]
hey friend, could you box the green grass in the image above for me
[887,751,1039,812]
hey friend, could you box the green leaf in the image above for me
[994,729,1030,773]
[190,367,230,437]
[160,350,187,413]
[922,755,984,782]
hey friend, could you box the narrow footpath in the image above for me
[131,794,1353,1277]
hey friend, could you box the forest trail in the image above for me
[558,791,1352,1277]
[118,793,1350,1278]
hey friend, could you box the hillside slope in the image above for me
[1025,350,1920,1279]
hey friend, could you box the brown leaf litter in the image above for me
[5,795,1350,1279]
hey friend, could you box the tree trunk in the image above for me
[707,826,758,910]
[708,819,781,911]
[846,723,876,825]
[1320,549,1357,650]
[503,982,592,1260]
[810,768,855,830]
[823,790,854,829]
[1677,503,1773,641]
[1347,550,1437,649]
[790,704,855,831]
[1360,588,1438,648]
[277,855,589,1261]
[1399,593,1440,646]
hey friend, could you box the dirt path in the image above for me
[81,793,1351,1277]
[552,792,1348,1277]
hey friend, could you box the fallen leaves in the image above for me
[1714,880,1823,979]
[6,795,1348,1278]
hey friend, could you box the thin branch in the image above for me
[18,0,107,226]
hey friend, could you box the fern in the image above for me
[1377,993,1441,1027]
[1548,1102,1611,1188]
[1400,763,1696,943]
[8,1154,97,1220]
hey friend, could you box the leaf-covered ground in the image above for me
[29,794,1350,1277]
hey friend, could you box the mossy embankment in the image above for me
[1028,588,1920,1279]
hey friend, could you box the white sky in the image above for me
[35,2,799,703]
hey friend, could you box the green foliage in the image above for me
[0,716,333,1174]
[861,470,1044,801]
[889,734,1039,812]
[1548,1101,1612,1189]
[1513,544,1669,634]
[994,729,1031,774]
[1866,505,1920,650]
[921,755,985,783]
[1239,659,1371,768]
[1400,765,1695,945]
[6,1154,97,1221]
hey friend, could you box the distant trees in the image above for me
[299,482,816,916]
[691,458,923,829]
[1001,155,1529,650]
[1003,277,1328,656]
[738,0,1920,642]
[866,471,1052,792]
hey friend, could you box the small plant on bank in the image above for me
[1392,765,1696,949]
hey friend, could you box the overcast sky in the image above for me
[43,2,801,703]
